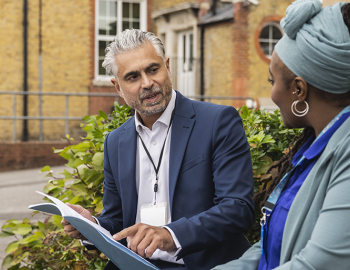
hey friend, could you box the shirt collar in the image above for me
[291,134,315,166]
[292,111,350,165]
[135,89,176,131]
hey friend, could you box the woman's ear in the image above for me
[294,77,308,102]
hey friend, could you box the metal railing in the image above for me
[0,91,254,142]
[0,91,120,142]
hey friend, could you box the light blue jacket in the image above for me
[213,116,350,270]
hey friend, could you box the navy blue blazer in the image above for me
[97,92,255,270]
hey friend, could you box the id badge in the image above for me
[140,202,167,227]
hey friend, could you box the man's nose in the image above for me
[140,74,153,89]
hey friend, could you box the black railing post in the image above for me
[22,0,29,141]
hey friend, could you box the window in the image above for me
[258,22,283,59]
[177,30,195,96]
[95,0,146,79]
[255,16,284,64]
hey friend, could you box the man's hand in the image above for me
[113,223,176,258]
[61,203,97,240]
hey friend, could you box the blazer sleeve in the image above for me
[212,242,261,270]
[275,136,350,270]
[167,106,255,258]
[96,133,124,234]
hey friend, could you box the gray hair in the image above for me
[102,29,166,78]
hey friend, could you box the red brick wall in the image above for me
[147,0,153,32]
[232,2,249,108]
[0,142,77,172]
[89,86,126,115]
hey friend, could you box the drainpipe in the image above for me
[200,25,205,101]
[22,0,28,141]
[38,0,43,141]
[211,0,217,16]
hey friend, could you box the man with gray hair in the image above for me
[62,29,254,270]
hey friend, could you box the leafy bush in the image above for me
[239,106,302,243]
[1,105,302,269]
[1,102,131,270]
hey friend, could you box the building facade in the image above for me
[1,0,346,141]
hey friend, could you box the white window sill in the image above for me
[93,78,114,87]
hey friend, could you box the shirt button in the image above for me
[152,141,156,145]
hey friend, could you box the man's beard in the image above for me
[120,79,173,117]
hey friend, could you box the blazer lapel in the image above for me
[169,92,196,213]
[118,118,138,228]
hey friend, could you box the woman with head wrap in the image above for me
[212,1,350,270]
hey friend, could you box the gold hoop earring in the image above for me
[291,100,309,117]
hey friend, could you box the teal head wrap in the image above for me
[275,0,350,94]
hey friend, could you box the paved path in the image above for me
[0,166,72,268]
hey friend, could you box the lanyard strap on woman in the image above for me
[260,105,350,255]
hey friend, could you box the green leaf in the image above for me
[92,152,104,170]
[2,220,21,228]
[52,215,64,229]
[19,231,44,244]
[69,196,84,204]
[76,164,89,178]
[48,187,63,197]
[99,110,108,121]
[11,251,30,265]
[72,158,84,168]
[6,241,19,254]
[38,221,45,232]
[261,134,275,144]
[0,230,14,238]
[9,263,22,270]
[2,227,14,234]
[41,165,51,172]
[2,255,15,269]
[12,224,32,235]
[62,169,73,181]
[95,200,104,214]
[22,218,30,224]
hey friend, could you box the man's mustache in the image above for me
[139,86,163,101]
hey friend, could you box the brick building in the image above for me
[0,1,93,141]
[0,0,151,141]
[0,0,346,142]
[150,0,292,108]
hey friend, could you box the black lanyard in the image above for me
[137,109,175,203]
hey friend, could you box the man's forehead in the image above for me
[115,43,163,74]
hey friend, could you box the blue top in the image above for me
[258,111,350,270]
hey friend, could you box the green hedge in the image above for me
[1,104,302,270]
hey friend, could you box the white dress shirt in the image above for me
[135,90,184,264]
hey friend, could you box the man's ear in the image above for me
[111,78,122,96]
[165,57,171,75]
[294,77,308,102]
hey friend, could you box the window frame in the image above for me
[255,15,284,64]
[94,0,147,81]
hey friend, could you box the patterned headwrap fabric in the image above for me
[275,0,350,94]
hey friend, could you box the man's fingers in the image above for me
[135,237,152,258]
[66,203,85,214]
[64,224,77,233]
[145,240,158,258]
[61,218,70,226]
[65,203,96,223]
[113,224,140,240]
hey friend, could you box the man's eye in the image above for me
[267,78,274,86]
[150,68,158,73]
[129,75,138,81]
